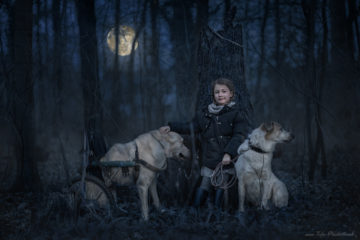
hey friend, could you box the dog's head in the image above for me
[158,126,191,160]
[248,122,294,152]
[261,122,294,143]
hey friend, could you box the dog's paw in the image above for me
[261,202,270,210]
[159,207,167,214]
[154,205,167,214]
[140,215,149,222]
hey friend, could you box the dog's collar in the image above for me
[249,144,269,154]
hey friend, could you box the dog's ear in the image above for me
[261,122,274,133]
[159,126,170,134]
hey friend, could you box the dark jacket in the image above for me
[169,104,247,169]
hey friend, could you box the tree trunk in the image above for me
[329,0,350,65]
[254,0,269,100]
[111,0,121,121]
[196,25,252,124]
[141,25,150,131]
[150,0,164,127]
[52,0,63,122]
[11,0,42,191]
[301,0,317,181]
[75,0,103,135]
[166,0,196,119]
[195,0,209,52]
[37,0,47,115]
[35,0,43,124]
[127,0,147,126]
[274,0,281,67]
[349,0,360,60]
[346,0,356,62]
[44,0,49,83]
[318,0,328,179]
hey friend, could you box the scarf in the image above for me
[208,101,236,114]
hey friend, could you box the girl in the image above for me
[167,78,247,208]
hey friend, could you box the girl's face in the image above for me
[213,84,233,105]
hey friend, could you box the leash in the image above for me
[208,113,238,189]
[210,156,239,190]
[248,142,267,205]
[184,122,196,179]
[255,154,265,207]
[241,143,267,207]
[210,142,269,189]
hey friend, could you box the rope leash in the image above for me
[210,156,239,190]
[184,122,197,180]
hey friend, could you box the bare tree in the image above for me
[314,0,328,179]
[196,27,251,125]
[161,0,196,118]
[328,0,359,148]
[254,0,270,103]
[140,18,149,131]
[329,0,350,65]
[150,0,164,127]
[10,0,42,191]
[52,0,67,122]
[44,0,50,82]
[75,0,103,135]
[110,0,121,121]
[346,0,356,62]
[35,0,43,113]
[274,0,281,67]
[301,0,317,181]
[127,0,148,125]
[195,0,209,53]
[348,0,360,60]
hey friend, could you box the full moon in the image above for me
[106,25,138,56]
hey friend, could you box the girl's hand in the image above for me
[159,126,170,134]
[222,153,231,165]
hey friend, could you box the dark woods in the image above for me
[0,0,359,238]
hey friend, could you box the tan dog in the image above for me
[100,126,190,220]
[235,122,294,212]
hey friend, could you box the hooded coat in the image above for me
[169,104,247,169]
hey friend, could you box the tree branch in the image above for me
[208,26,336,120]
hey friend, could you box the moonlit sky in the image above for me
[0,0,331,117]
[0,0,287,85]
[0,0,307,120]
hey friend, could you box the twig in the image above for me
[58,135,71,186]
[80,130,88,199]
[208,26,248,49]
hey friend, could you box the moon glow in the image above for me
[106,25,138,56]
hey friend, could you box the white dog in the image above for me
[235,122,294,212]
[100,126,190,220]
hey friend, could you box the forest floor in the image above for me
[1,176,359,240]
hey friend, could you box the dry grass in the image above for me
[1,149,359,239]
